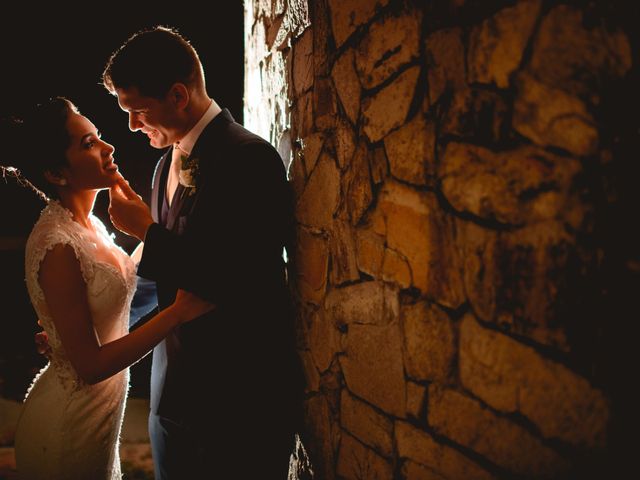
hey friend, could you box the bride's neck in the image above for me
[58,189,98,230]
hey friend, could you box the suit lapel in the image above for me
[151,149,172,224]
[161,109,236,230]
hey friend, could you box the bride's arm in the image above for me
[38,244,211,385]
[130,242,144,265]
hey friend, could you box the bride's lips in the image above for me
[103,159,118,172]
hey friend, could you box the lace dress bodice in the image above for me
[24,201,137,390]
[15,201,137,479]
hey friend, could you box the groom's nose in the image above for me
[129,112,143,131]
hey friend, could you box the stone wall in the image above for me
[245,1,637,478]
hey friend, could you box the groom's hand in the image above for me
[109,177,154,241]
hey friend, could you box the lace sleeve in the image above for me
[24,204,95,337]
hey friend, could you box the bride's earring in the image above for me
[59,179,68,186]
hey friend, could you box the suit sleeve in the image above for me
[137,141,291,306]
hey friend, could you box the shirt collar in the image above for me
[174,100,221,156]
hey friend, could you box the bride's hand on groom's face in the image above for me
[108,177,154,241]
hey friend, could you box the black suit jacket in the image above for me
[138,109,303,436]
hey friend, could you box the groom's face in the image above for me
[115,87,182,149]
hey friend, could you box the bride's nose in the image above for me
[101,140,115,156]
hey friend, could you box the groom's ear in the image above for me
[168,83,190,110]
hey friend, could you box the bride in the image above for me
[3,97,213,479]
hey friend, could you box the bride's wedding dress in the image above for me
[15,201,137,479]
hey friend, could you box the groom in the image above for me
[104,27,303,479]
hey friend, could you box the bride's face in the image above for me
[60,112,119,191]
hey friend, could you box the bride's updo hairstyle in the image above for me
[1,97,77,202]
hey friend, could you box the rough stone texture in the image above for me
[402,301,455,382]
[341,389,394,457]
[328,0,392,48]
[334,118,357,169]
[425,27,466,104]
[305,395,337,480]
[460,314,610,449]
[355,10,422,89]
[246,0,628,476]
[406,382,426,420]
[293,27,314,95]
[468,0,542,88]
[441,86,510,144]
[527,4,632,100]
[329,219,360,285]
[314,77,339,131]
[345,144,374,225]
[369,146,388,185]
[513,72,599,157]
[300,132,324,175]
[337,432,394,480]
[428,386,569,477]
[385,113,436,186]
[381,248,412,289]
[401,460,447,480]
[340,321,406,417]
[355,228,385,278]
[456,218,583,350]
[296,152,340,229]
[362,66,421,143]
[396,421,495,480]
[300,349,321,392]
[375,181,465,306]
[325,281,399,328]
[332,48,361,125]
[439,142,583,226]
[309,308,341,373]
[295,227,329,305]
[266,0,311,50]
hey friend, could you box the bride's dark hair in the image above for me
[1,97,77,202]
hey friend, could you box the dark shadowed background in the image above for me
[0,3,244,399]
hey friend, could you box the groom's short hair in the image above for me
[102,26,204,99]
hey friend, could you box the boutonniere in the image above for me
[178,154,199,194]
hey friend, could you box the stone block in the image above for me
[406,382,426,420]
[428,386,569,477]
[356,10,422,89]
[296,152,340,229]
[425,27,466,104]
[384,113,436,186]
[341,389,394,457]
[439,142,583,226]
[340,322,406,417]
[460,314,610,449]
[332,48,361,126]
[468,0,542,88]
[293,27,314,95]
[337,432,394,480]
[363,66,421,143]
[328,0,391,48]
[396,421,495,480]
[402,301,455,382]
[355,228,385,277]
[329,219,360,285]
[325,281,399,327]
[528,4,631,99]
[513,72,598,157]
[295,227,329,305]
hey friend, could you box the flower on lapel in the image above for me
[178,154,199,193]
